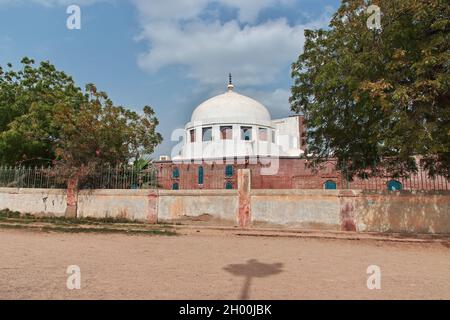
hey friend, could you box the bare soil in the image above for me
[0,228,449,300]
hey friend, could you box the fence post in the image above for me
[237,169,251,228]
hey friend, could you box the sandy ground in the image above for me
[0,228,449,300]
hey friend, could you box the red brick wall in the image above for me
[155,158,341,190]
[154,157,449,191]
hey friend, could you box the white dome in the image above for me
[191,90,271,123]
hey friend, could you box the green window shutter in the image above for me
[225,165,233,177]
[198,166,204,184]
[172,167,180,178]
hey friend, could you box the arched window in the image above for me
[225,182,233,189]
[172,182,179,190]
[198,166,204,185]
[387,180,402,191]
[324,180,337,190]
[225,165,233,177]
[172,167,180,179]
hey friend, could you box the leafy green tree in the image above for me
[0,58,162,176]
[290,0,449,178]
[0,58,83,166]
[53,83,162,182]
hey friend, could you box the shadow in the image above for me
[224,259,283,300]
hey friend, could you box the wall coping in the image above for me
[0,187,67,195]
[77,189,156,196]
[251,189,347,196]
[158,189,238,196]
[0,187,448,197]
[359,190,450,196]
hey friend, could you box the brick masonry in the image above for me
[154,157,448,191]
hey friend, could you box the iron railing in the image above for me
[0,164,448,191]
[0,166,66,189]
[0,166,158,190]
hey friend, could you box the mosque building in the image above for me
[154,76,435,191]
[154,75,340,190]
[173,75,306,161]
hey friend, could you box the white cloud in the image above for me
[217,0,294,23]
[132,0,293,24]
[134,0,330,87]
[137,18,306,86]
[132,0,210,21]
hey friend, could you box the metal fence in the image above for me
[0,164,448,191]
[0,166,158,190]
[0,166,66,189]
[80,166,158,189]
[343,171,449,191]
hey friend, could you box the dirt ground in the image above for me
[0,228,449,300]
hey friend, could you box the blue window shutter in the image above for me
[324,180,337,189]
[387,180,402,191]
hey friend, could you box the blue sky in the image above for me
[0,0,339,157]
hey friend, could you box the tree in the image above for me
[290,0,450,179]
[0,58,162,177]
[53,83,162,185]
[1,58,163,217]
[0,57,83,166]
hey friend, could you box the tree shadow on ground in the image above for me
[224,259,283,300]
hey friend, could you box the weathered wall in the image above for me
[251,189,342,230]
[0,188,67,217]
[158,190,238,224]
[77,189,157,222]
[0,187,449,234]
[351,191,450,234]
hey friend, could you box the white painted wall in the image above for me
[271,116,302,156]
[158,190,238,223]
[251,189,341,229]
[77,189,155,221]
[0,188,67,217]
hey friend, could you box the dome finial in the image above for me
[227,73,234,92]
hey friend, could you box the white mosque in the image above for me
[172,75,305,161]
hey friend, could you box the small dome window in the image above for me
[189,129,196,142]
[258,128,268,141]
[241,126,252,141]
[202,127,212,141]
[220,126,233,140]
